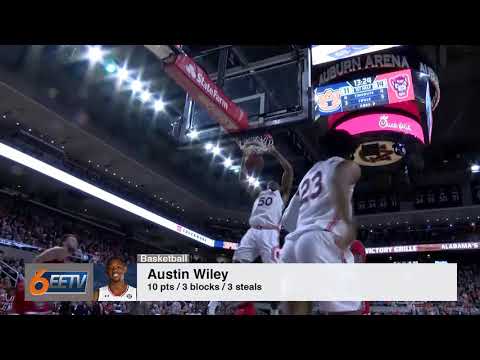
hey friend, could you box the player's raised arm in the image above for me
[281,190,301,233]
[238,150,249,184]
[34,247,66,263]
[270,146,294,203]
[330,160,361,250]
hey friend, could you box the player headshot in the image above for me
[94,257,136,302]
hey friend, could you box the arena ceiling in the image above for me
[1,45,480,229]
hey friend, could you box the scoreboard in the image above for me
[314,69,415,120]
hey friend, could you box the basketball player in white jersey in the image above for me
[279,130,361,315]
[233,145,293,264]
[94,257,136,302]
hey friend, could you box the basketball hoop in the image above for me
[236,133,274,156]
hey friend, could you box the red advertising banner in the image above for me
[164,54,249,133]
[366,242,480,255]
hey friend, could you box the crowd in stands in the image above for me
[0,193,135,265]
[360,222,480,248]
[371,264,480,315]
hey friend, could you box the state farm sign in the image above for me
[164,54,248,133]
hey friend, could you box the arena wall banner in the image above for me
[366,242,480,255]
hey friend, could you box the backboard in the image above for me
[174,47,311,144]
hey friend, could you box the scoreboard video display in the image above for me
[314,69,415,120]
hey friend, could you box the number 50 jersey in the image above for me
[249,189,284,228]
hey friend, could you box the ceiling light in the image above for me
[223,158,233,168]
[130,79,143,93]
[153,99,165,112]
[187,129,199,140]
[139,90,151,103]
[86,45,104,64]
[212,145,221,156]
[104,60,117,74]
[116,66,129,82]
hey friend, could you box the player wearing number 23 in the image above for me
[280,130,362,315]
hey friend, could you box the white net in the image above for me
[236,133,274,155]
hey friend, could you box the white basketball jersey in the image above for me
[249,189,284,228]
[98,284,137,302]
[295,157,354,236]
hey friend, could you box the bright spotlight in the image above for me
[254,179,260,188]
[187,130,199,140]
[86,46,104,64]
[247,176,255,185]
[130,79,143,93]
[212,145,221,156]
[471,164,480,173]
[204,142,213,151]
[153,99,165,112]
[116,66,129,82]
[139,90,152,103]
[223,158,233,168]
[104,60,117,74]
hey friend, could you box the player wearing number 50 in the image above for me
[233,144,293,264]
[94,257,136,301]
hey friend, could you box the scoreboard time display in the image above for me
[314,69,415,120]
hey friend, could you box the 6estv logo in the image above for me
[29,269,88,296]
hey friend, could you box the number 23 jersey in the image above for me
[296,157,354,236]
[249,189,284,228]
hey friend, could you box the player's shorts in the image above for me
[279,229,361,313]
[233,227,279,263]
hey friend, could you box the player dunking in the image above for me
[280,130,361,315]
[12,234,79,315]
[34,233,79,264]
[233,145,293,264]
